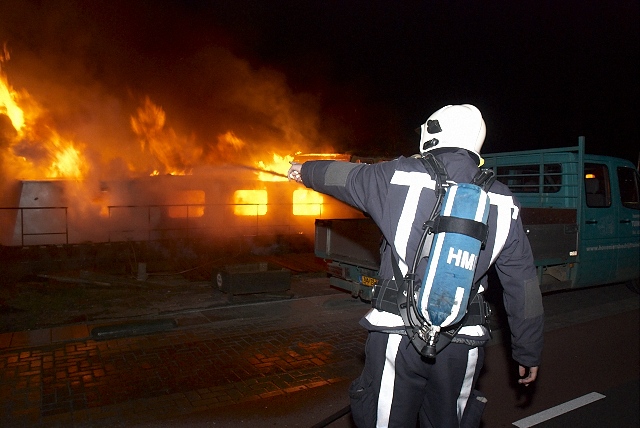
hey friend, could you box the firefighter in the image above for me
[288,104,543,428]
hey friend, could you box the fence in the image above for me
[0,207,69,246]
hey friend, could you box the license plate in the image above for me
[361,276,378,286]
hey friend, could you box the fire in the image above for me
[0,76,23,132]
[255,153,294,182]
[229,152,327,217]
[1,53,89,180]
[46,133,87,179]
[218,131,246,151]
[131,97,202,176]
[0,41,376,248]
[1,46,331,184]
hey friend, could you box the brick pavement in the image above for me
[0,295,370,427]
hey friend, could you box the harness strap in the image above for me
[371,278,401,315]
[432,216,489,246]
[372,278,489,326]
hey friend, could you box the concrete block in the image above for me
[214,263,290,295]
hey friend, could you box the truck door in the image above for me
[579,162,617,286]
[615,165,640,282]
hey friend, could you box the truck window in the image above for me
[496,163,562,193]
[617,166,640,210]
[584,163,611,208]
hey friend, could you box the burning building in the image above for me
[0,47,364,252]
[0,167,364,248]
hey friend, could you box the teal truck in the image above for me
[314,137,640,299]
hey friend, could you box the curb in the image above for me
[90,318,178,340]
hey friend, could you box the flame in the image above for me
[1,53,89,180]
[1,46,334,185]
[131,97,201,176]
[218,131,246,151]
[0,58,24,131]
[255,153,294,182]
[46,132,87,179]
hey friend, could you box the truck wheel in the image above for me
[626,278,639,294]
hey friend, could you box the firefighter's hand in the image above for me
[288,162,303,183]
[518,365,539,386]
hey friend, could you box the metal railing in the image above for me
[0,206,69,246]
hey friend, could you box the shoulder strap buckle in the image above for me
[472,168,497,191]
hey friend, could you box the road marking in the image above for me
[512,392,606,427]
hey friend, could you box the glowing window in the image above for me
[234,190,268,216]
[293,189,323,216]
[168,190,205,218]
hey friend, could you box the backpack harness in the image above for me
[372,153,497,358]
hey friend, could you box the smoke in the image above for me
[0,0,341,188]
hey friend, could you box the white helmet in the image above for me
[419,104,486,165]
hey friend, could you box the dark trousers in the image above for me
[349,331,486,428]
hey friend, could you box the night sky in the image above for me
[1,0,638,165]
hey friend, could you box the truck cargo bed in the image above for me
[314,218,381,270]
